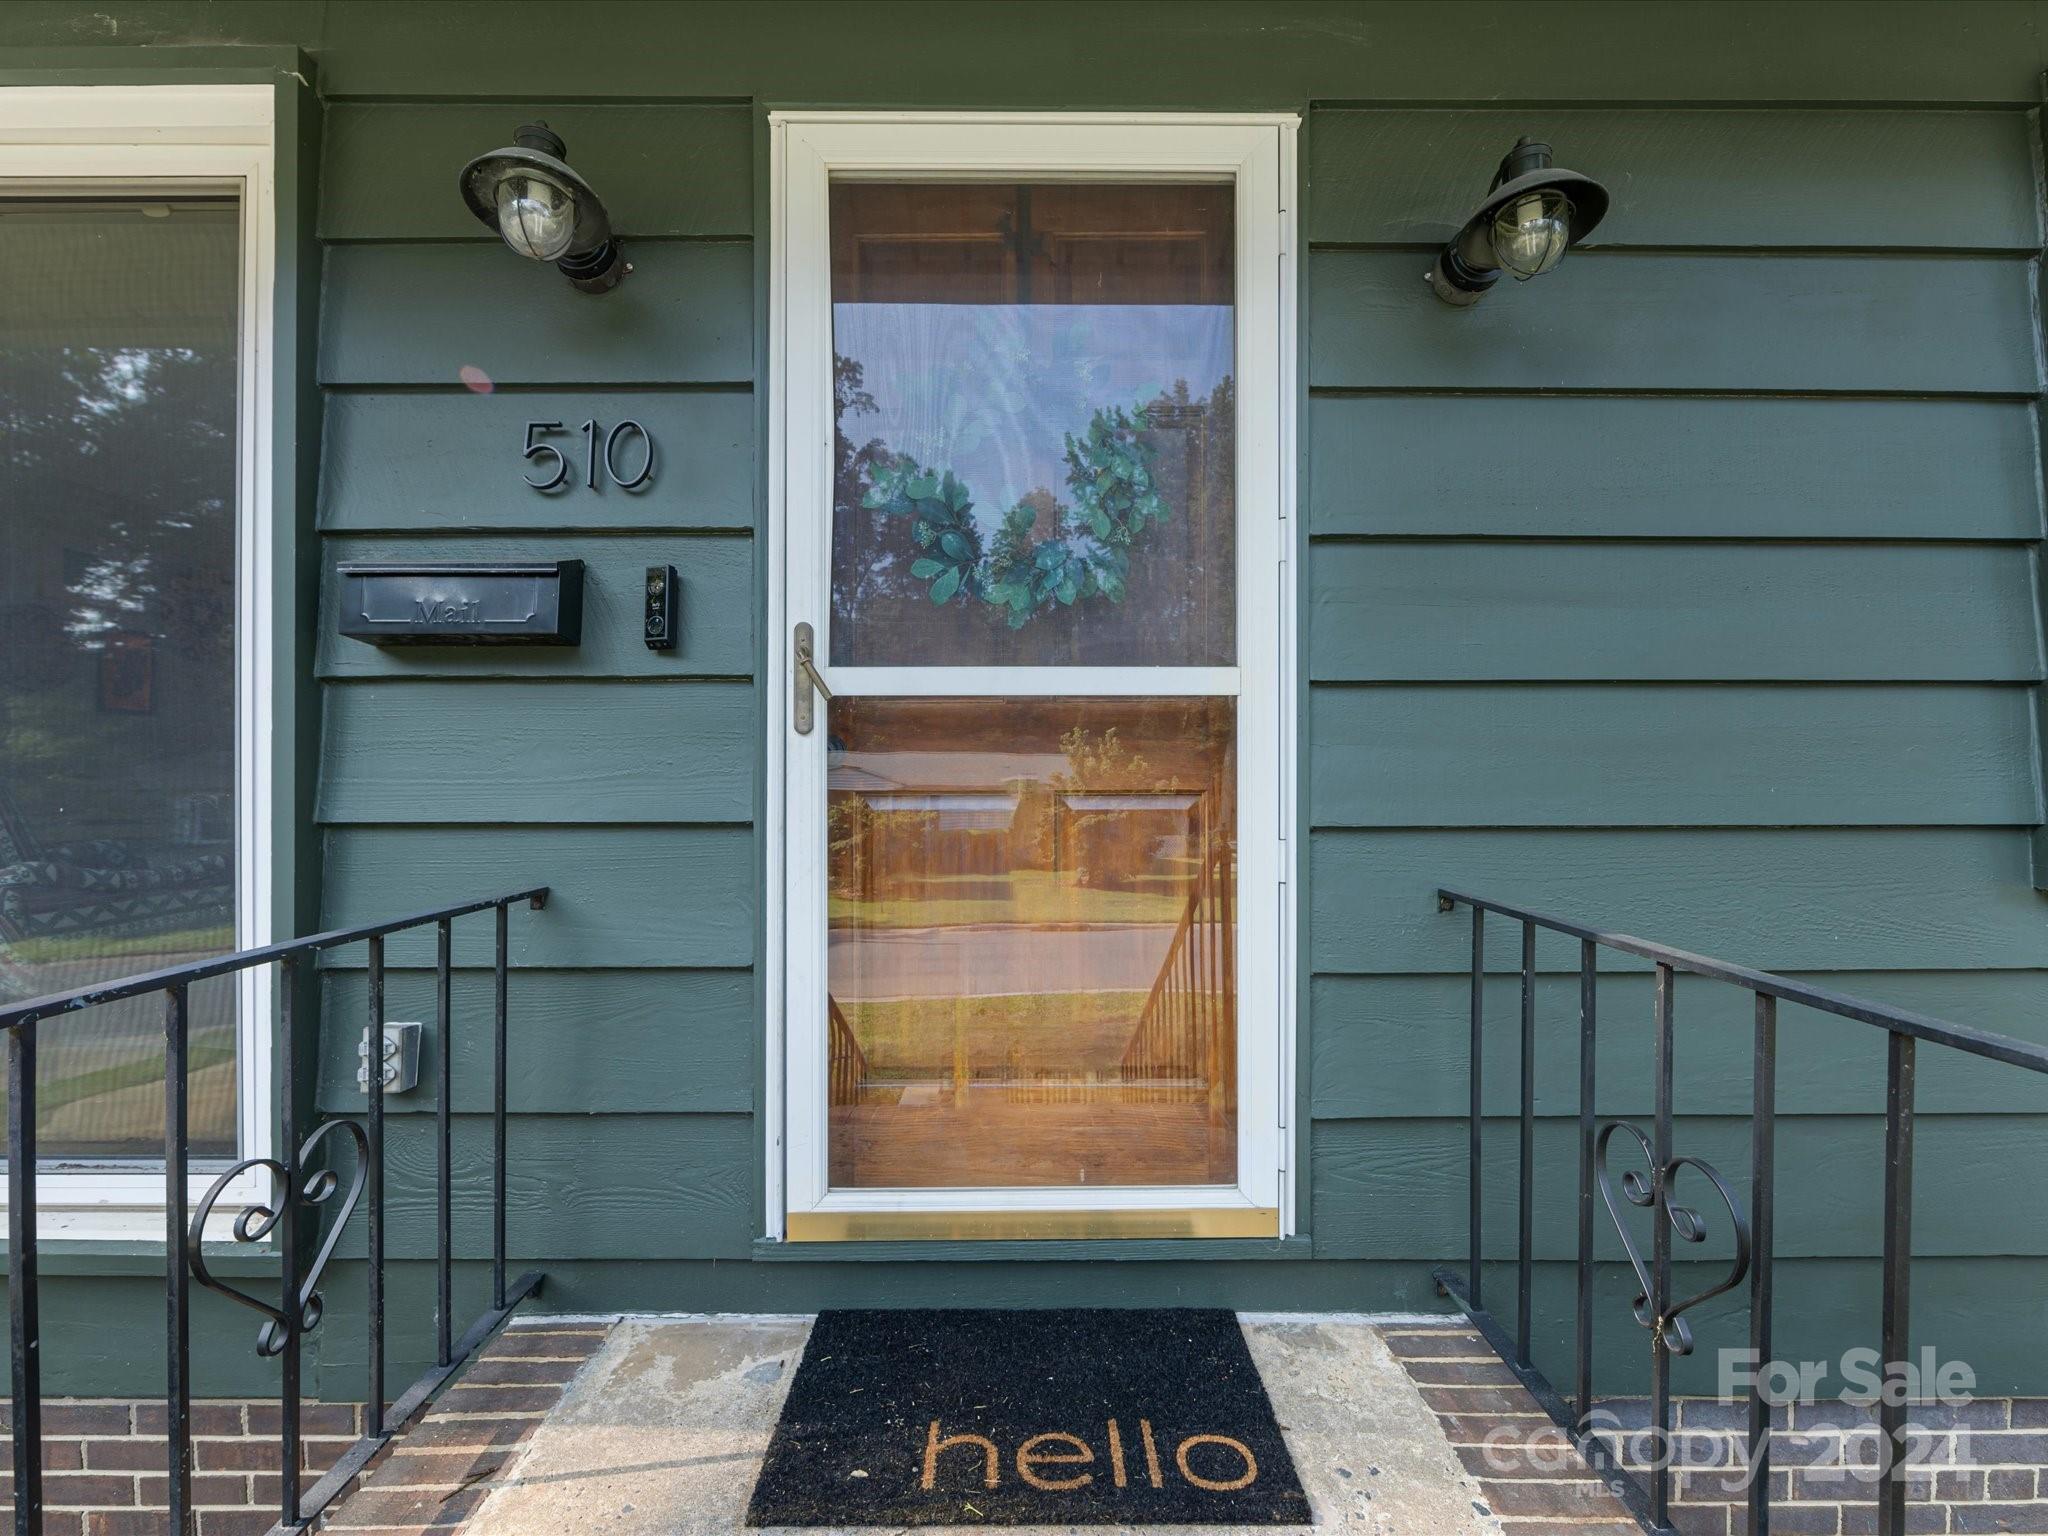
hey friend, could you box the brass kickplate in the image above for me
[783,1207,1281,1242]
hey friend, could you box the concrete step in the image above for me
[364,1314,1525,1535]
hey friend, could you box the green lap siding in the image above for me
[1308,395,2043,540]
[318,682,758,824]
[316,970,755,1115]
[319,103,754,242]
[7,0,2048,1400]
[1306,109,2041,252]
[1310,252,2037,395]
[319,243,754,386]
[1309,685,2041,828]
[321,392,755,533]
[321,826,757,969]
[294,45,767,1404]
[1309,542,2042,682]
[1300,88,2048,1396]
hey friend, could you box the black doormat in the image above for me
[745,1308,1310,1527]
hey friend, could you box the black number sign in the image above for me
[523,419,655,492]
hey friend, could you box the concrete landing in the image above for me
[458,1314,1504,1535]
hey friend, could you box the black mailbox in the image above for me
[337,561,584,646]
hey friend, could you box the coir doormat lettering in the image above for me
[745,1308,1310,1527]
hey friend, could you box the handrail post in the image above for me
[366,934,386,1437]
[278,955,302,1528]
[10,1018,42,1536]
[493,901,509,1311]
[1877,1031,1916,1536]
[1574,938,1596,1428]
[1650,963,1674,1530]
[435,918,453,1369]
[1745,993,1776,1536]
[1468,904,1484,1309]
[1517,920,1535,1366]
[164,984,192,1536]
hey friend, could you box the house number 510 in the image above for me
[522,419,655,491]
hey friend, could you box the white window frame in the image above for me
[765,111,1299,1241]
[0,85,277,1240]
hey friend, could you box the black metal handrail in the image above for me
[1434,887,2048,1536]
[1,886,550,1536]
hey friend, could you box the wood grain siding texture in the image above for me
[1309,542,2042,682]
[320,391,755,533]
[1308,395,2043,539]
[311,89,760,1284]
[1308,1114,2048,1259]
[1308,684,2041,828]
[319,241,753,386]
[1311,972,2048,1119]
[1304,101,2048,1280]
[320,103,754,242]
[1309,251,2037,396]
[333,1114,757,1259]
[317,969,755,1115]
[1309,829,2048,976]
[317,681,758,824]
[321,827,755,969]
[1306,109,2042,252]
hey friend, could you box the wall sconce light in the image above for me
[459,121,628,293]
[1429,137,1609,306]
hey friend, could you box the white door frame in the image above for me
[765,111,1299,1241]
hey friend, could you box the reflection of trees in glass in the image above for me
[3,345,234,644]
[0,339,235,839]
[861,399,1167,627]
[828,354,917,637]
[830,357,1236,661]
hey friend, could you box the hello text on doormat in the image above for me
[745,1308,1310,1527]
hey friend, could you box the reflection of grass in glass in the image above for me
[34,1036,235,1117]
[1,1032,238,1157]
[3,925,234,965]
[844,990,1148,1075]
[830,869,1196,929]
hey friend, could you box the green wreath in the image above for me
[861,401,1170,629]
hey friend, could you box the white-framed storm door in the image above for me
[769,113,1297,1242]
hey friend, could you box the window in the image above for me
[0,86,276,1231]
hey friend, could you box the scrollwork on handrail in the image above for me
[188,1119,369,1357]
[1595,1119,1751,1357]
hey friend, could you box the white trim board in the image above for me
[765,111,1301,1240]
[0,83,278,1237]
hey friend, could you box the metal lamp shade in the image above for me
[458,127,626,293]
[1430,139,1610,305]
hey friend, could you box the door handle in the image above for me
[793,621,832,735]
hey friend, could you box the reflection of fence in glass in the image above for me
[825,697,1237,1189]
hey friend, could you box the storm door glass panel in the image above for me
[829,183,1235,668]
[823,180,1240,1192]
[827,698,1236,1187]
[0,199,241,1159]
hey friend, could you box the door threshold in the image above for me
[783,1206,1280,1242]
